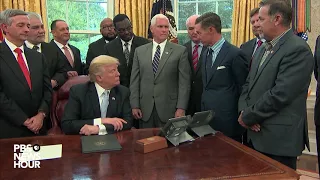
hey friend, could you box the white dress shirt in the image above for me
[93,83,111,135]
[54,40,74,60]
[25,41,42,53]
[152,39,167,62]
[5,38,29,70]
[121,37,133,53]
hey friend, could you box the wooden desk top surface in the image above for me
[0,129,299,180]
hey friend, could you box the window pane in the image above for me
[89,34,102,44]
[47,0,67,26]
[222,31,231,42]
[69,34,89,62]
[178,3,196,30]
[88,3,108,30]
[177,33,189,45]
[218,1,233,29]
[198,1,217,15]
[68,1,88,30]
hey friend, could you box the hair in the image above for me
[27,12,42,22]
[89,55,120,82]
[185,15,200,27]
[113,14,130,28]
[0,9,27,26]
[50,19,65,31]
[195,12,221,34]
[150,14,168,26]
[259,0,292,27]
[249,8,260,18]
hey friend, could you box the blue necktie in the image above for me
[100,90,109,118]
[152,45,161,74]
[205,48,214,79]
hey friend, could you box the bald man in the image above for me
[184,15,206,115]
[85,18,117,74]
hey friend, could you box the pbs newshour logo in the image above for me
[14,144,41,168]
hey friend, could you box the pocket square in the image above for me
[217,66,226,70]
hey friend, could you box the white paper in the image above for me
[20,144,62,161]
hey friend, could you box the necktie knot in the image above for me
[124,42,129,47]
[62,46,68,50]
[194,44,199,49]
[14,48,22,54]
[257,40,263,48]
[207,48,213,56]
[33,45,39,51]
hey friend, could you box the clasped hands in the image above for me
[238,111,260,132]
[23,112,44,134]
[79,118,127,136]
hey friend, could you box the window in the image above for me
[174,0,233,45]
[46,0,114,61]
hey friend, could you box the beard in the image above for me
[103,35,117,42]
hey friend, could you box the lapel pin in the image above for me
[165,51,168,54]
[112,97,115,100]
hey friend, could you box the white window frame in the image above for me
[47,0,114,36]
[173,0,232,34]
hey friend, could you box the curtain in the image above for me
[231,0,260,47]
[114,0,153,38]
[0,0,49,42]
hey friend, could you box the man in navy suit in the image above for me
[0,9,52,138]
[62,55,132,135]
[195,12,248,142]
[184,15,206,116]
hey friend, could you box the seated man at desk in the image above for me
[62,55,132,135]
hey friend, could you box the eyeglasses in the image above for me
[117,26,132,33]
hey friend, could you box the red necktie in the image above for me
[14,48,32,90]
[257,39,263,48]
[192,44,199,70]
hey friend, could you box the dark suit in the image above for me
[61,82,132,134]
[184,41,206,115]
[40,42,68,88]
[202,41,248,141]
[0,41,52,139]
[314,35,320,174]
[85,38,108,74]
[240,38,258,57]
[105,36,149,87]
[239,30,312,169]
[49,40,83,75]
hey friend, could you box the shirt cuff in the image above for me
[93,118,102,125]
[97,124,107,135]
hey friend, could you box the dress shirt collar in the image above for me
[152,39,167,50]
[120,37,133,47]
[191,41,203,49]
[54,40,70,50]
[25,41,41,51]
[5,38,24,53]
[209,37,225,54]
[95,82,110,97]
[269,28,290,48]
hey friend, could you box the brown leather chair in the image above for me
[48,75,90,135]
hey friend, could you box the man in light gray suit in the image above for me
[238,0,313,170]
[130,14,191,128]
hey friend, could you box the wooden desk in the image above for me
[0,129,299,179]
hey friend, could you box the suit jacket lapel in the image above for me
[107,87,118,117]
[88,83,101,117]
[206,42,229,86]
[185,41,193,74]
[1,42,30,90]
[249,30,294,92]
[202,48,209,85]
[155,42,173,80]
[195,45,206,75]
[114,38,127,66]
